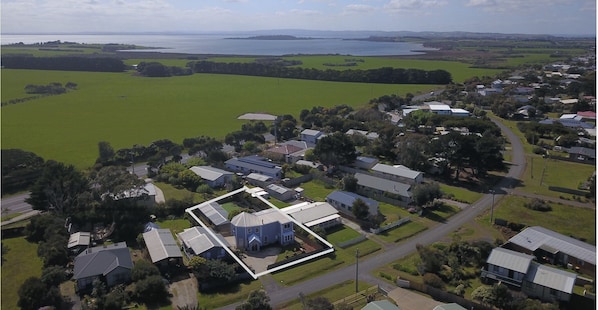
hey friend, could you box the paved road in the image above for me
[0,193,33,215]
[220,117,527,309]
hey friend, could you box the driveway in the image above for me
[170,275,198,309]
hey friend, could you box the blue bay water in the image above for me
[1,34,435,56]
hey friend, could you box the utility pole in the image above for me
[489,189,495,224]
[355,248,359,294]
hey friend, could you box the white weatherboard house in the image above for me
[482,247,577,302]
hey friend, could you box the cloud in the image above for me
[343,4,376,14]
[275,9,322,17]
[384,0,447,12]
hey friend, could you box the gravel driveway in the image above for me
[169,275,198,309]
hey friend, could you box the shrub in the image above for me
[524,198,552,212]
[423,273,445,289]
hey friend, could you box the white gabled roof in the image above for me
[508,226,596,265]
[525,262,577,294]
[283,202,339,225]
[189,166,232,181]
[487,247,534,274]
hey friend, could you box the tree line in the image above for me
[1,55,126,72]
[190,61,452,84]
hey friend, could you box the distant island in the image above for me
[226,35,315,40]
[345,36,402,42]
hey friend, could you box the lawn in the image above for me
[197,279,263,309]
[271,225,381,286]
[490,195,596,244]
[2,69,432,169]
[299,179,338,202]
[438,183,484,204]
[1,236,43,310]
[156,218,193,235]
[375,221,428,244]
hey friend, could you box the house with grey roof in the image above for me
[189,166,234,188]
[481,247,535,287]
[266,183,296,201]
[353,156,379,170]
[68,231,91,255]
[300,129,324,146]
[326,190,379,217]
[142,228,183,267]
[230,208,294,252]
[433,304,466,310]
[283,201,341,229]
[354,173,412,207]
[504,226,596,275]
[371,163,423,185]
[178,226,230,260]
[567,146,596,163]
[522,262,577,302]
[225,155,283,179]
[72,242,133,293]
[246,172,274,188]
[482,247,578,302]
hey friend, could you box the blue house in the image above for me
[178,226,230,260]
[230,209,294,252]
[326,190,379,216]
[225,155,283,179]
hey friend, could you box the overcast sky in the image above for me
[1,0,596,35]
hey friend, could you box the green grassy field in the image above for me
[1,69,434,169]
[491,195,596,244]
[1,237,44,310]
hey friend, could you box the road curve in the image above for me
[219,117,528,309]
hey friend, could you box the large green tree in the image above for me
[313,132,356,167]
[236,289,272,310]
[26,160,90,214]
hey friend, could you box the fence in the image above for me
[397,279,493,310]
[337,235,367,249]
[370,217,411,234]
[332,285,379,306]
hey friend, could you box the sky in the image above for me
[1,0,596,36]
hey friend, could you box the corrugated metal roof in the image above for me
[433,304,467,310]
[189,166,232,181]
[508,226,596,265]
[355,173,411,197]
[284,202,339,225]
[487,248,534,273]
[525,262,577,293]
[372,163,422,180]
[68,232,91,248]
[198,202,229,226]
[143,229,182,263]
[326,190,379,208]
[178,227,229,256]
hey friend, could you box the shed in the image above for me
[142,228,183,267]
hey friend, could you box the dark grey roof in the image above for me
[143,229,183,263]
[225,155,282,176]
[73,243,133,280]
[508,226,596,265]
[197,202,229,226]
[525,262,576,293]
[568,146,596,159]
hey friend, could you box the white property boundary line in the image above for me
[185,186,335,279]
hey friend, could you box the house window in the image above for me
[255,228,259,233]
[284,223,291,229]
[247,228,251,233]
